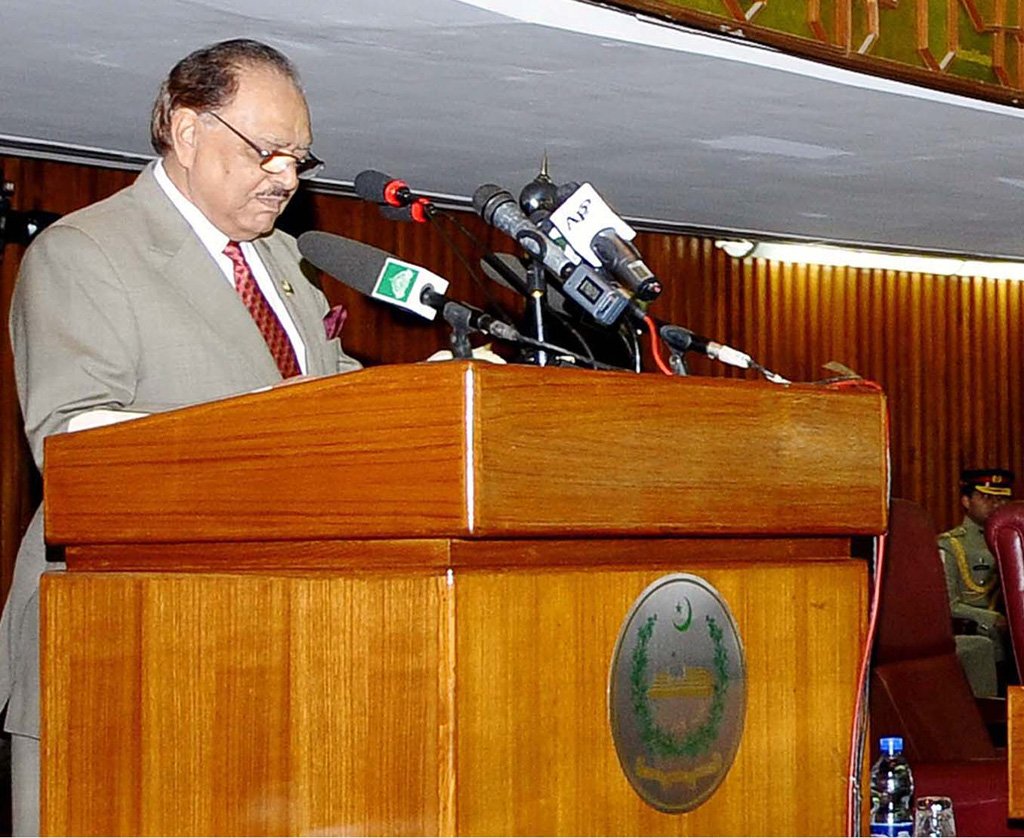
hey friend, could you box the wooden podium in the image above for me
[39,362,888,836]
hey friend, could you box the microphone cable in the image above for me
[645,315,675,376]
[422,208,521,328]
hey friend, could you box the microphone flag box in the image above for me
[371,257,449,320]
[549,182,636,266]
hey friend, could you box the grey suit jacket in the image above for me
[1,163,361,736]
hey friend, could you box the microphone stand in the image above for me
[440,303,474,360]
[524,258,548,367]
[667,350,689,376]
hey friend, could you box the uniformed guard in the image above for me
[938,467,1014,696]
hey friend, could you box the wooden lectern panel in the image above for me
[42,568,454,836]
[452,548,864,836]
[470,366,887,537]
[42,538,864,836]
[44,363,888,545]
[1010,686,1024,818]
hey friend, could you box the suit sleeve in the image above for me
[9,224,141,469]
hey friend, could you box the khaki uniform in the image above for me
[938,516,1005,696]
[939,517,1003,632]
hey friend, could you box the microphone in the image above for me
[472,184,630,326]
[659,324,754,371]
[550,182,662,301]
[354,169,412,207]
[554,180,581,205]
[353,169,436,220]
[591,230,662,302]
[473,184,567,277]
[296,231,518,340]
[379,203,431,224]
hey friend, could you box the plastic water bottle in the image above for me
[870,736,915,837]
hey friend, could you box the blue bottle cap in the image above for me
[879,736,903,755]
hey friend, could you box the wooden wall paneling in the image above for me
[806,262,823,377]
[765,256,790,378]
[912,271,934,517]
[937,272,961,520]
[0,158,27,600]
[0,245,29,598]
[1009,279,1024,505]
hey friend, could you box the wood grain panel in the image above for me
[63,539,454,573]
[470,365,888,535]
[453,559,866,835]
[64,535,847,573]
[43,365,471,544]
[42,363,888,543]
[41,570,451,836]
[1011,685,1024,818]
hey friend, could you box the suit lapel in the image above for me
[130,166,282,380]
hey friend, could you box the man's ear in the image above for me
[961,493,971,513]
[169,108,201,169]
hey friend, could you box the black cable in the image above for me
[428,210,518,324]
[613,318,641,372]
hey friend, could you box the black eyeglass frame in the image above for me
[207,111,324,180]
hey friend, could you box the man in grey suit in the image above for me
[2,38,361,834]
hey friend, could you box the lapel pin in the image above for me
[281,280,294,295]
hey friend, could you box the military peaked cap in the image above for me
[960,468,1015,497]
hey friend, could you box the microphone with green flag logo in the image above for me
[296,231,520,341]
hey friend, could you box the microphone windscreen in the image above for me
[472,184,514,222]
[297,231,391,296]
[353,169,393,203]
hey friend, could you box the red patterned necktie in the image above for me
[223,241,301,378]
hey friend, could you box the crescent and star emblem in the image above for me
[673,598,693,632]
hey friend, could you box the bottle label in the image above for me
[869,821,912,837]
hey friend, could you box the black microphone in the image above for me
[479,252,572,317]
[354,169,412,206]
[296,231,518,340]
[659,324,754,371]
[473,184,566,276]
[554,180,581,205]
[591,230,662,302]
[354,169,436,219]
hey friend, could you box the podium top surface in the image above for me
[44,362,888,544]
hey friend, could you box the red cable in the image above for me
[846,530,888,835]
[644,315,674,376]
[833,376,888,835]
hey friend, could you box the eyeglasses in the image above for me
[207,111,324,180]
